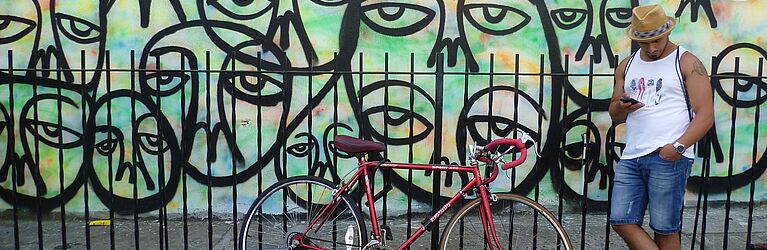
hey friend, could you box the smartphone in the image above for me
[620,97,639,104]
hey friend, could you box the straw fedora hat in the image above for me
[626,4,676,42]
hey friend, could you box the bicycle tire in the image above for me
[239,176,368,249]
[439,193,573,250]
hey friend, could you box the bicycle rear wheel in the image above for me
[240,176,367,249]
[439,193,572,250]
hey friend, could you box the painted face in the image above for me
[87,90,181,212]
[457,87,547,192]
[348,0,557,202]
[138,21,291,186]
[547,0,632,101]
[0,1,38,70]
[0,76,88,211]
[24,0,110,89]
[198,0,356,69]
[556,109,616,201]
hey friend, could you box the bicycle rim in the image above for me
[439,193,573,250]
[240,176,367,249]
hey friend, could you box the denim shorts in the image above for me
[609,152,693,234]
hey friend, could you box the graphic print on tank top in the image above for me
[626,77,664,106]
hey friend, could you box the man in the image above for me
[609,4,714,250]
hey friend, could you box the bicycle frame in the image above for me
[300,157,507,250]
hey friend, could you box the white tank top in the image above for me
[621,46,694,159]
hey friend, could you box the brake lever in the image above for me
[515,128,542,158]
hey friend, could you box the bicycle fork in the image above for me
[477,186,504,250]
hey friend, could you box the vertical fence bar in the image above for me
[487,53,494,146]
[509,53,520,249]
[130,49,140,250]
[155,51,167,250]
[55,50,67,250]
[486,53,495,249]
[606,54,620,250]
[535,53,545,250]
[105,50,116,250]
[332,52,339,246]
[307,52,315,246]
[256,51,263,249]
[230,49,239,246]
[281,51,289,237]
[458,56,470,250]
[180,51,189,250]
[32,51,43,250]
[406,52,415,250]
[430,52,444,249]
[358,52,364,138]
[558,55,570,249]
[356,52,364,215]
[383,52,389,225]
[722,57,741,249]
[746,57,763,247]
[81,50,92,250]
[580,55,595,250]
[205,50,214,250]
[7,50,20,250]
[746,57,764,246]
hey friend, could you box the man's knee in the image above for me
[612,224,639,235]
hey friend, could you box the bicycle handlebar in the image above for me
[482,138,527,170]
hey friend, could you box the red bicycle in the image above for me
[239,132,573,249]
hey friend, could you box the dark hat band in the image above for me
[631,20,672,39]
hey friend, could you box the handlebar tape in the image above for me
[484,138,528,170]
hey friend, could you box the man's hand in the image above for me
[659,144,682,161]
[618,95,644,112]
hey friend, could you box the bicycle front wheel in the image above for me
[439,193,572,250]
[239,176,367,249]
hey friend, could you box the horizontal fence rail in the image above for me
[0,50,765,249]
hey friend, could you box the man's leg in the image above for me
[647,153,693,250]
[610,157,653,249]
[613,224,659,250]
[655,232,680,250]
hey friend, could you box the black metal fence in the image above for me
[0,50,765,249]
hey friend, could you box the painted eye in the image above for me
[96,136,119,155]
[287,133,317,158]
[465,115,537,144]
[464,4,531,36]
[711,46,767,108]
[221,71,285,106]
[141,47,196,96]
[359,80,435,145]
[559,119,601,170]
[361,2,435,36]
[23,120,83,149]
[55,13,101,43]
[137,132,169,155]
[0,15,36,44]
[550,8,587,30]
[362,106,434,145]
[606,8,632,28]
[208,0,274,20]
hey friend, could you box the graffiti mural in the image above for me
[0,0,766,214]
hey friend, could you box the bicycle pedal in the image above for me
[380,225,393,240]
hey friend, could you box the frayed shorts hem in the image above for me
[609,219,642,225]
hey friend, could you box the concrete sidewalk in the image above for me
[1,204,765,249]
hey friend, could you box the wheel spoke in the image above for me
[440,194,572,250]
[240,176,366,249]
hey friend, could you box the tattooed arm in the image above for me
[674,52,714,151]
